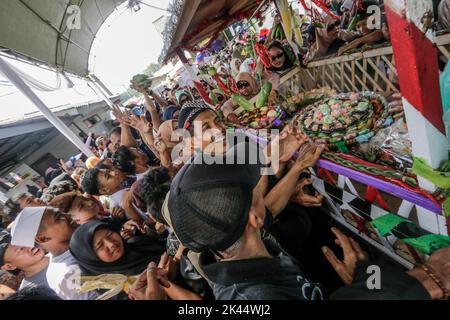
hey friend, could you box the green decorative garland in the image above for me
[321,152,418,187]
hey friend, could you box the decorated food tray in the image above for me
[293,92,390,147]
[229,105,287,129]
[282,87,337,113]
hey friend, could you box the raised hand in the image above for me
[154,137,168,154]
[294,142,324,169]
[291,178,324,207]
[158,252,179,282]
[128,262,170,300]
[322,227,367,285]
[128,114,153,134]
[120,219,146,240]
[111,104,126,124]
[387,92,405,120]
[277,122,309,163]
[110,207,126,220]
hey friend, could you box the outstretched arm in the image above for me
[121,124,139,148]
[142,91,162,130]
[111,105,138,148]
[149,89,168,110]
[265,143,323,218]
[338,30,384,56]
[164,282,203,300]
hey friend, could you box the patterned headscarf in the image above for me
[177,100,214,130]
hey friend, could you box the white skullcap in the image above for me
[10,207,46,248]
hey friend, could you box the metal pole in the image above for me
[89,74,113,96]
[0,57,94,157]
[87,78,116,109]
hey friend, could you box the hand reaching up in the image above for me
[128,262,170,300]
[322,227,367,285]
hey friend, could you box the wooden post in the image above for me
[385,0,448,191]
[385,0,448,235]
[175,48,213,106]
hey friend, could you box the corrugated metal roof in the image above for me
[159,0,268,63]
[0,0,127,77]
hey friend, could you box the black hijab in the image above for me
[69,220,166,276]
[267,40,295,73]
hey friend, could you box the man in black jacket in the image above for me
[166,154,324,300]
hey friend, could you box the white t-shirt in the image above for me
[46,250,96,300]
[109,189,128,210]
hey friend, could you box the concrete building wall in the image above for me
[11,107,113,169]
[0,98,119,198]
[76,108,114,135]
[22,134,79,165]
[1,104,115,180]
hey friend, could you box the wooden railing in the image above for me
[278,33,450,96]
[437,33,450,62]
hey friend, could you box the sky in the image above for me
[0,0,169,121]
[89,0,169,92]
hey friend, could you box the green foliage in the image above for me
[143,63,162,77]
[120,62,162,100]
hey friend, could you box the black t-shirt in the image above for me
[198,238,325,300]
[330,260,431,300]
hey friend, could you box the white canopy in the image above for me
[0,0,127,77]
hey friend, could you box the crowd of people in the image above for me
[0,0,449,301]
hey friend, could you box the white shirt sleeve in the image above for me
[47,252,98,300]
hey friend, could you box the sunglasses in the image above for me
[270,52,284,61]
[237,81,250,89]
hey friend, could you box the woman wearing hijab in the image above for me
[267,40,296,73]
[221,72,259,121]
[304,16,356,63]
[221,72,280,121]
[175,90,191,107]
[69,220,166,276]
[71,219,203,300]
